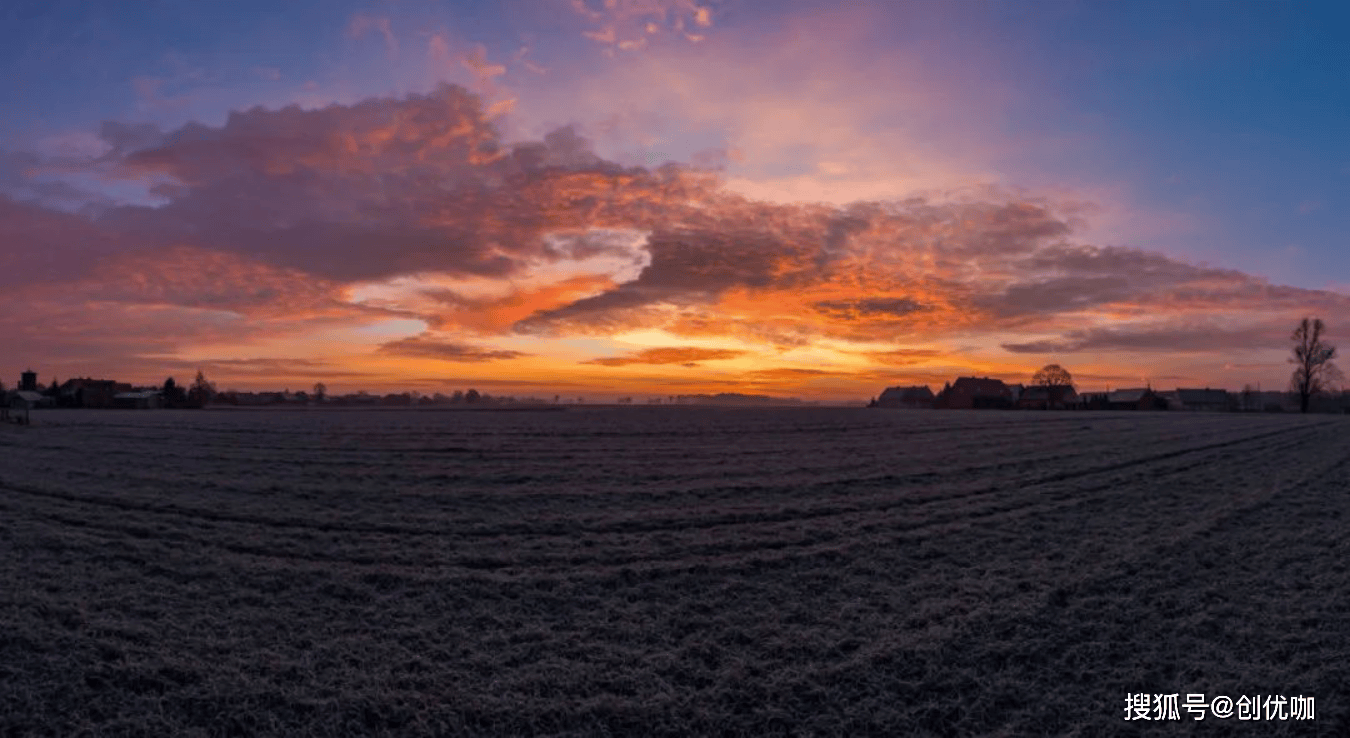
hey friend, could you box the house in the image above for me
[935,377,1013,409]
[113,390,161,409]
[58,378,130,408]
[10,390,51,410]
[1167,388,1233,412]
[1017,385,1079,410]
[872,385,935,409]
[1247,390,1298,413]
[1106,387,1164,411]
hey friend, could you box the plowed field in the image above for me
[2,408,1345,736]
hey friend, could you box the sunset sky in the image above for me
[3,0,1349,401]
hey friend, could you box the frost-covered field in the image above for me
[1,407,1346,736]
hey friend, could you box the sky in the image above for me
[2,0,1348,401]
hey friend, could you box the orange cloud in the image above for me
[583,346,746,366]
[7,81,1350,399]
[378,334,530,362]
[425,274,620,334]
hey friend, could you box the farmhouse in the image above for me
[58,378,131,408]
[9,390,51,410]
[1017,385,1079,410]
[113,390,161,409]
[873,385,935,409]
[1106,388,1164,411]
[935,377,1013,409]
[1166,388,1233,412]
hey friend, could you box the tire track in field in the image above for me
[469,421,1331,578]
[0,419,1319,545]
[876,429,1350,696]
[0,420,1330,583]
[0,418,1323,541]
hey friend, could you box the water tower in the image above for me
[20,369,37,392]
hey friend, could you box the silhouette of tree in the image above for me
[188,370,216,407]
[1032,364,1074,388]
[1289,316,1340,414]
[313,382,327,403]
[465,388,480,403]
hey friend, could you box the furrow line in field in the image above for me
[0,421,1327,583]
[23,416,1303,511]
[874,433,1350,667]
[466,423,1331,576]
[0,420,1325,554]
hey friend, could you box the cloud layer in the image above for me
[4,78,1349,396]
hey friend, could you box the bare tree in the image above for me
[1031,364,1074,388]
[312,382,327,403]
[188,370,217,408]
[1289,317,1339,413]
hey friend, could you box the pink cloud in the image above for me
[6,78,1349,396]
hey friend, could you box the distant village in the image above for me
[6,364,1349,419]
[0,369,559,413]
[868,375,1350,414]
[1,368,811,416]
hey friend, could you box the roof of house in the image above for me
[114,390,159,400]
[949,377,1011,396]
[1021,385,1078,401]
[1108,388,1151,403]
[12,391,46,403]
[879,385,934,401]
[1176,388,1230,404]
[60,377,121,390]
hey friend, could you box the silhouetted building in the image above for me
[1106,388,1165,411]
[19,369,37,393]
[10,390,51,410]
[1166,388,1232,412]
[872,385,934,409]
[1017,385,1079,410]
[1249,390,1297,413]
[58,378,130,408]
[935,377,1013,409]
[113,390,161,409]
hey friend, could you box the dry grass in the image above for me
[1,407,1345,736]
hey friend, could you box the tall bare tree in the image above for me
[188,370,217,408]
[1032,364,1074,388]
[1289,317,1339,413]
